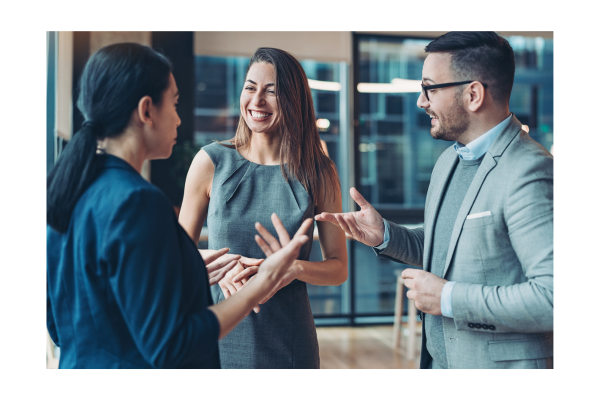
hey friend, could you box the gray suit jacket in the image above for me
[377,115,553,368]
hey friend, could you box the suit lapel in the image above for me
[441,115,524,278]
[441,155,496,278]
[423,149,458,273]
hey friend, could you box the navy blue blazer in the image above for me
[47,154,221,368]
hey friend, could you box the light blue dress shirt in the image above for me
[374,114,513,318]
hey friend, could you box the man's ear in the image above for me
[137,96,153,127]
[466,82,486,112]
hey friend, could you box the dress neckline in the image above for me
[234,148,282,167]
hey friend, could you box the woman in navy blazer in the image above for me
[46,43,311,368]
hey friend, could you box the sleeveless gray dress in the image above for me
[204,142,319,369]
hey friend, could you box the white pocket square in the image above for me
[466,211,492,220]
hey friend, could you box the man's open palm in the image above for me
[315,187,385,247]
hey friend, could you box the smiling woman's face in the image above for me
[240,62,278,134]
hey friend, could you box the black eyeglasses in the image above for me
[421,80,488,101]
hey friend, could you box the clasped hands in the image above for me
[207,213,306,313]
[315,187,446,316]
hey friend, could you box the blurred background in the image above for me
[46,31,553,367]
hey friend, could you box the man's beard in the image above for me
[428,95,470,142]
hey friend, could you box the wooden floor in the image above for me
[48,325,420,369]
[316,325,420,369]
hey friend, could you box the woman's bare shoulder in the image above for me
[185,149,215,197]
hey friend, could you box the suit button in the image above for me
[468,323,475,328]
[489,325,496,330]
[482,324,489,329]
[475,323,482,329]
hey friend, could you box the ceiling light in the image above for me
[357,78,422,93]
[308,79,342,91]
[316,118,331,131]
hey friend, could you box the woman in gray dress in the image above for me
[179,47,348,368]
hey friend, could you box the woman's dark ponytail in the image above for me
[47,123,100,231]
[47,43,171,232]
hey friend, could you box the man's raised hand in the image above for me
[315,187,385,247]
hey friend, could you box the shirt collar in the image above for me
[453,113,513,160]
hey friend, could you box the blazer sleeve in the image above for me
[374,220,425,267]
[101,187,220,368]
[451,152,553,333]
[46,276,59,347]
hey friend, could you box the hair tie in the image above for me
[83,120,98,132]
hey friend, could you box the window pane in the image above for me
[357,37,448,210]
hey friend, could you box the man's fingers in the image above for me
[334,214,352,236]
[344,216,361,237]
[233,266,259,283]
[315,212,337,223]
[403,278,415,290]
[349,187,372,210]
[271,213,291,246]
[255,222,282,252]
[316,213,344,231]
[401,268,416,280]
[202,248,230,265]
[255,234,274,257]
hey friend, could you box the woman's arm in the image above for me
[179,150,230,264]
[294,180,348,286]
[179,149,213,245]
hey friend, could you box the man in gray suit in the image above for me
[316,32,553,369]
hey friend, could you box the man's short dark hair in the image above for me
[425,31,515,105]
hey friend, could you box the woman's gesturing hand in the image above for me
[243,214,312,306]
[314,187,385,247]
[202,248,240,286]
[220,257,263,313]
[254,214,312,283]
[232,257,263,285]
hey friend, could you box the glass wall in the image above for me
[357,37,446,209]
[509,36,554,151]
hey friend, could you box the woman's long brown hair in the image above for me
[222,47,339,205]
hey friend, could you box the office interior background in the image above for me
[46,31,553,367]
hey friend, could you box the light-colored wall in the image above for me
[357,31,553,39]
[194,31,352,63]
[56,31,73,141]
[89,31,152,54]
[193,31,552,63]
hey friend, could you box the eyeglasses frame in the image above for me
[421,80,488,101]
